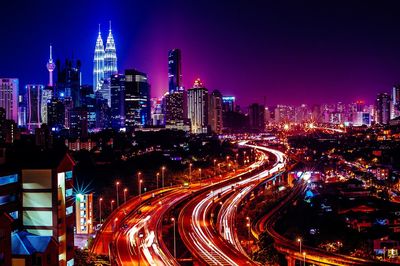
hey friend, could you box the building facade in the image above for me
[376,93,391,125]
[208,90,223,134]
[0,78,18,123]
[188,79,208,134]
[168,49,182,94]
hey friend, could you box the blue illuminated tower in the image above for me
[104,21,118,80]
[93,24,105,91]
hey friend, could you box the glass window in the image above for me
[9,211,18,220]
[65,171,73,180]
[0,174,18,186]
[66,206,73,216]
[0,194,16,205]
[65,188,73,197]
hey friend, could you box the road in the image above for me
[178,144,286,265]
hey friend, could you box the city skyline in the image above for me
[2,1,400,106]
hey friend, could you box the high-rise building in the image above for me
[248,103,265,130]
[150,97,165,126]
[93,25,105,91]
[124,69,151,130]
[188,79,208,134]
[222,96,235,113]
[392,85,400,119]
[98,79,111,107]
[46,45,56,87]
[165,89,190,131]
[41,87,53,124]
[56,59,81,107]
[26,84,44,131]
[168,49,182,93]
[376,93,391,125]
[0,78,18,123]
[110,74,125,130]
[208,90,223,134]
[69,107,88,138]
[47,98,65,131]
[104,21,117,80]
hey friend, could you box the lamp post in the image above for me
[199,168,202,187]
[297,238,302,253]
[99,197,103,224]
[161,166,166,188]
[303,252,306,266]
[123,188,128,204]
[246,216,251,253]
[139,179,143,197]
[156,172,160,189]
[137,172,142,196]
[171,217,176,258]
[111,200,115,212]
[138,232,144,266]
[116,181,120,207]
[213,159,217,175]
[189,163,192,184]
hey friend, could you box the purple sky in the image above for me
[1,0,400,107]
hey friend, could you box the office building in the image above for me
[222,96,235,113]
[392,85,400,119]
[110,74,125,130]
[47,98,65,132]
[150,97,165,126]
[124,69,151,130]
[168,49,182,93]
[165,89,190,131]
[0,78,18,123]
[248,103,265,130]
[41,87,53,124]
[69,107,88,138]
[56,59,81,107]
[104,21,118,80]
[26,84,44,131]
[188,79,208,134]
[376,93,391,125]
[208,90,223,134]
[75,193,94,235]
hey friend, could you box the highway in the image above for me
[93,143,270,266]
[178,144,286,265]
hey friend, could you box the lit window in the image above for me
[65,171,73,180]
[66,206,73,216]
[66,188,73,197]
[9,211,18,220]
[0,174,18,186]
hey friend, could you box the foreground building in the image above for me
[188,79,208,134]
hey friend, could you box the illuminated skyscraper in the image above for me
[26,84,43,131]
[46,45,56,87]
[93,25,105,91]
[104,21,118,80]
[188,79,208,134]
[110,74,125,130]
[376,92,390,125]
[208,90,223,134]
[0,78,18,123]
[392,85,400,119]
[168,49,182,93]
[124,69,151,130]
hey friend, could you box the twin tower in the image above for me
[93,21,118,91]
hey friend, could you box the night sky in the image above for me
[2,0,400,106]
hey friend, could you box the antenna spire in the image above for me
[98,24,101,34]
[49,44,53,60]
[109,20,112,32]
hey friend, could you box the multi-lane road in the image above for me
[93,142,281,265]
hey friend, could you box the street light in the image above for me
[246,216,251,253]
[303,252,306,266]
[99,197,103,224]
[123,188,128,204]
[156,172,160,189]
[139,179,143,197]
[137,172,142,196]
[297,238,302,253]
[213,159,217,175]
[161,166,166,188]
[111,200,115,212]
[171,217,176,258]
[189,163,192,183]
[138,232,144,266]
[199,168,202,187]
[116,181,120,207]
